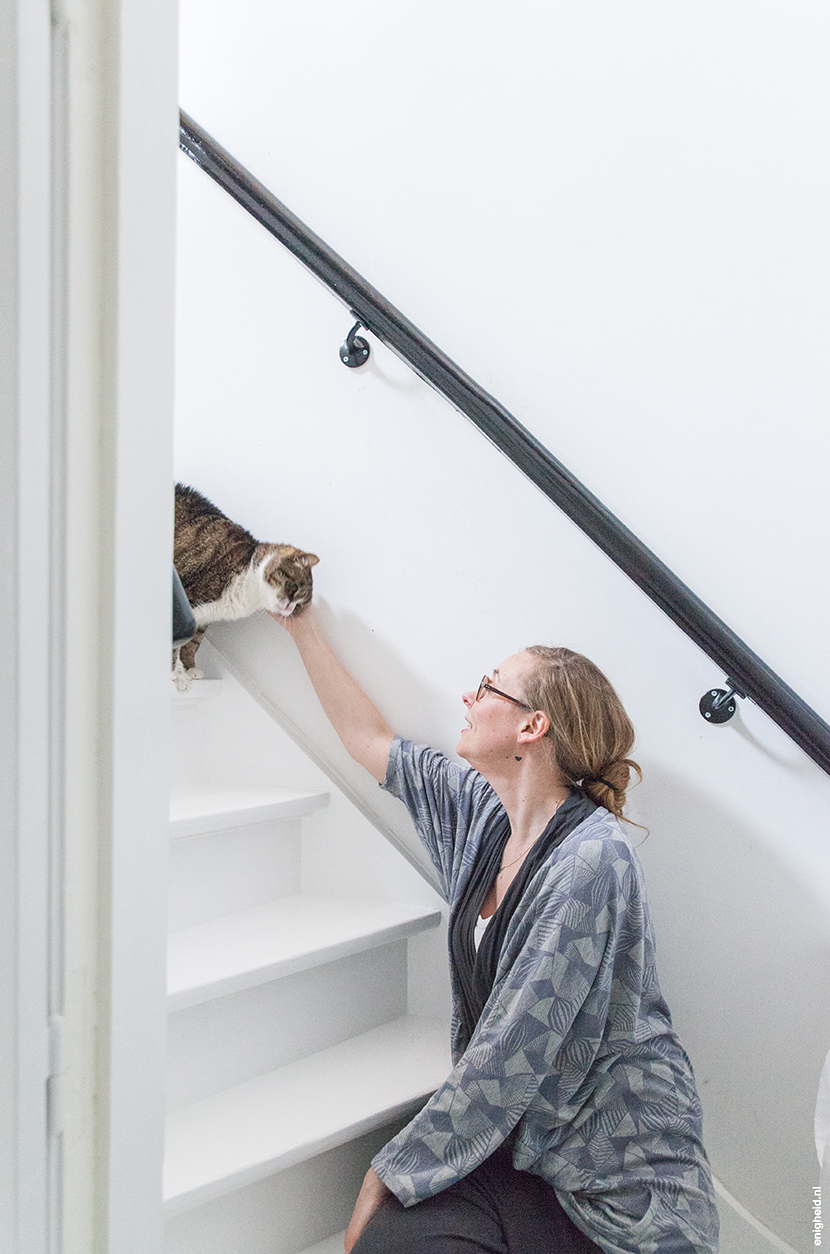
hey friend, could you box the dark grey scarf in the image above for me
[448,789,598,1051]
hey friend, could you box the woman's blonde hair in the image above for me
[521,645,641,822]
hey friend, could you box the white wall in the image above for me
[175,3,830,1247]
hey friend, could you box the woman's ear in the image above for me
[518,710,549,744]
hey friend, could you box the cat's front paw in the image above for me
[171,658,192,691]
[186,667,204,682]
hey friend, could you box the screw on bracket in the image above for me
[699,678,746,725]
[339,320,370,368]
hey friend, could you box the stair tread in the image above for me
[169,786,329,838]
[164,1015,449,1214]
[168,894,441,1009]
[170,678,225,701]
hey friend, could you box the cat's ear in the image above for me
[300,552,319,568]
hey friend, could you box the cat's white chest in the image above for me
[192,566,270,626]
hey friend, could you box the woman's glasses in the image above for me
[475,676,531,709]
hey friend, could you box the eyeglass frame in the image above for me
[475,675,532,710]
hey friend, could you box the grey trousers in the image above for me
[352,1147,604,1254]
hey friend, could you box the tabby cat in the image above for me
[173,483,318,689]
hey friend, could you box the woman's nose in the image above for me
[462,690,474,708]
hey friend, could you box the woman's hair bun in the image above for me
[521,646,642,824]
[581,759,641,815]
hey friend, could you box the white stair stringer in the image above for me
[164,1014,450,1217]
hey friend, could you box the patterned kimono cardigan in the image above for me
[371,739,719,1254]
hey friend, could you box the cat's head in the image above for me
[257,544,319,616]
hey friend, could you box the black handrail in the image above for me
[179,109,830,778]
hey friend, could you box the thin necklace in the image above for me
[499,795,567,874]
[498,846,531,873]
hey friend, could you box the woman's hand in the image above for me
[344,1167,391,1252]
[267,602,315,638]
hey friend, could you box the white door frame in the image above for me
[0,3,55,1250]
[1,0,177,1250]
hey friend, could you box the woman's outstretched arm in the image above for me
[273,607,395,784]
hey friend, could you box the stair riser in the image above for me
[169,818,303,930]
[164,1122,404,1254]
[170,700,215,788]
[167,942,408,1110]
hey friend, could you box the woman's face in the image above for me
[457,651,537,770]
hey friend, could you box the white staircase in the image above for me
[166,664,450,1254]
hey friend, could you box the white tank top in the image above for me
[474,913,492,951]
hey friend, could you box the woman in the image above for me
[274,608,719,1254]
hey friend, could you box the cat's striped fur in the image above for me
[173,484,318,688]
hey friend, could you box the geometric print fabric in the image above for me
[371,740,719,1254]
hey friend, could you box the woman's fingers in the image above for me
[268,603,314,636]
[343,1169,390,1251]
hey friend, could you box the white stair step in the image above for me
[299,1235,346,1254]
[169,786,329,839]
[168,788,324,930]
[168,895,441,1010]
[164,1126,404,1254]
[171,678,225,702]
[164,1015,449,1216]
[167,943,408,1110]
